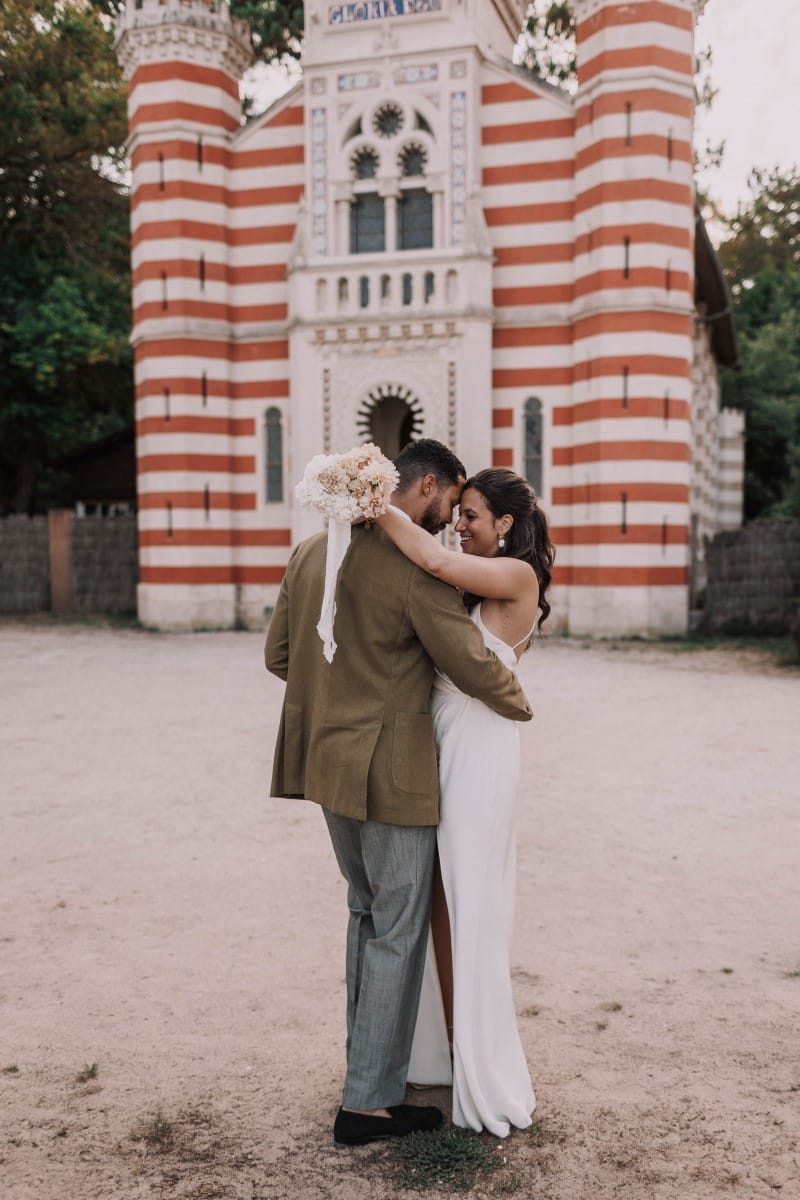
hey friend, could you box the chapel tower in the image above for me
[116,0,303,629]
[565,0,705,632]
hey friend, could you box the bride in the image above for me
[377,467,554,1137]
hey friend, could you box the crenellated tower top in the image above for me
[115,0,252,80]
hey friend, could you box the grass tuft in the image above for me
[2,1063,20,1074]
[393,1126,499,1192]
[75,1062,98,1083]
[132,1110,174,1152]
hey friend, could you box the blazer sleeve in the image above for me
[264,563,291,681]
[407,570,533,722]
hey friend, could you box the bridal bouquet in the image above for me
[295,444,399,662]
[295,443,399,522]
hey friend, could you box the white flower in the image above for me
[295,443,400,523]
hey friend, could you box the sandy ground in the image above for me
[1,621,798,1200]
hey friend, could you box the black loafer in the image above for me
[334,1103,444,1146]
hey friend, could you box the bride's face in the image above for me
[455,488,505,557]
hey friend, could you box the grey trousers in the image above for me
[323,808,437,1110]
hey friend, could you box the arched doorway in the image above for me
[356,384,424,459]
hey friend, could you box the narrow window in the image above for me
[424,271,435,304]
[315,279,328,312]
[350,193,385,253]
[160,271,168,310]
[667,128,674,165]
[359,275,370,309]
[197,135,203,170]
[524,397,543,494]
[380,273,391,303]
[661,517,668,553]
[204,484,210,520]
[665,260,672,292]
[199,254,205,291]
[625,102,632,146]
[201,371,208,406]
[338,277,349,308]
[265,407,283,503]
[664,390,670,424]
[402,273,413,306]
[622,366,629,409]
[158,152,165,192]
[623,236,631,279]
[621,492,628,534]
[164,387,170,422]
[397,188,433,251]
[166,500,173,538]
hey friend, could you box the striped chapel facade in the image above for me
[116,0,743,634]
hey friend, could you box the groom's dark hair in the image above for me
[394,438,466,493]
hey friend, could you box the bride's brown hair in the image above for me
[461,468,556,628]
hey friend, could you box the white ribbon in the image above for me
[316,518,352,663]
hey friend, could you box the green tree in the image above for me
[0,0,132,512]
[718,168,800,519]
[522,2,576,89]
[230,1,303,66]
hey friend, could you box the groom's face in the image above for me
[420,477,465,535]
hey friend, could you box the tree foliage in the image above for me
[718,168,800,518]
[230,1,303,66]
[522,2,576,89]
[0,0,132,513]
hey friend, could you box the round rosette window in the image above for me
[373,102,404,139]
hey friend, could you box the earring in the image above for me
[498,535,506,550]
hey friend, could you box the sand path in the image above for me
[1,623,798,1199]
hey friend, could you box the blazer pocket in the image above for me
[391,712,438,795]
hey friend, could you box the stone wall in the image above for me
[702,520,800,634]
[70,514,138,613]
[0,513,138,615]
[0,516,50,612]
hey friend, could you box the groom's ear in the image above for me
[420,473,438,497]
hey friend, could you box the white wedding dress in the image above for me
[408,604,536,1137]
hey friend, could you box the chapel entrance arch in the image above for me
[356,384,424,460]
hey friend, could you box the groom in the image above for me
[265,439,532,1145]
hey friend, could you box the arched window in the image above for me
[350,193,385,253]
[524,398,543,493]
[265,407,283,503]
[398,188,433,250]
[349,143,384,253]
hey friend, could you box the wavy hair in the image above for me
[461,468,555,628]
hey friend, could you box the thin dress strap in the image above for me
[510,619,538,651]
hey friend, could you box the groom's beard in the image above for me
[420,497,447,535]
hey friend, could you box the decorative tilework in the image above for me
[450,59,467,79]
[394,63,438,84]
[311,108,328,256]
[450,91,466,246]
[310,77,327,95]
[322,368,332,451]
[337,70,381,91]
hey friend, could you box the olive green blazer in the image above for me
[265,523,532,826]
